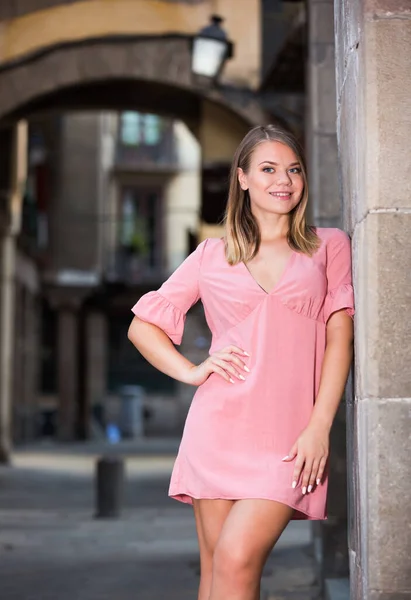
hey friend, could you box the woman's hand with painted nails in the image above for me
[282,423,329,494]
[183,345,250,386]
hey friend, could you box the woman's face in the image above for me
[238,140,304,216]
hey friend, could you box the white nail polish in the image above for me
[243,351,250,356]
[282,455,289,461]
[239,375,245,380]
[316,478,321,485]
[307,485,312,493]
[229,378,235,384]
[244,366,250,372]
[302,486,307,495]
[292,481,297,489]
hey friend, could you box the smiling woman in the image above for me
[128,123,355,600]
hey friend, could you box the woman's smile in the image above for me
[269,191,293,200]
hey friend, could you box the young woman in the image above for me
[128,124,355,600]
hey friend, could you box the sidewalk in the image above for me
[0,438,320,600]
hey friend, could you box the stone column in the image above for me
[0,121,27,462]
[84,311,107,439]
[57,306,79,441]
[306,0,349,587]
[0,233,17,461]
[335,1,411,598]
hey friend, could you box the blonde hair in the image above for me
[223,124,320,264]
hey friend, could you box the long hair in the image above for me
[223,124,320,264]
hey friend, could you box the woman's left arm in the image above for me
[309,312,354,432]
[283,229,355,494]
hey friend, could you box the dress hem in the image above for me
[169,491,327,522]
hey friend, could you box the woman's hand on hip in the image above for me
[182,345,250,386]
[282,423,329,494]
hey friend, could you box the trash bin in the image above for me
[119,385,145,438]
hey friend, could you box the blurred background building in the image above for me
[0,1,409,599]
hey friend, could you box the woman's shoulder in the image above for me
[195,237,226,268]
[314,227,351,246]
[198,236,225,253]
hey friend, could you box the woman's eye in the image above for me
[289,167,302,174]
[262,167,274,173]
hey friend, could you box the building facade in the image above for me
[0,1,410,598]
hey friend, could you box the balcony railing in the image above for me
[114,124,178,171]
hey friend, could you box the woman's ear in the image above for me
[237,167,248,191]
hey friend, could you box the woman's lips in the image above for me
[269,192,292,201]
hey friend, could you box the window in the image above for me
[120,112,162,146]
[120,112,139,145]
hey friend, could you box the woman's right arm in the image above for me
[128,316,196,384]
[128,240,250,386]
[128,316,250,387]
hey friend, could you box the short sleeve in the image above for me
[131,239,208,344]
[323,229,355,324]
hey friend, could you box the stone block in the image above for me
[369,593,411,600]
[334,0,363,98]
[308,43,337,134]
[354,213,411,399]
[357,397,411,593]
[39,46,81,89]
[337,42,365,231]
[363,0,411,15]
[309,1,335,45]
[349,547,364,600]
[346,400,361,569]
[363,18,411,211]
[7,61,56,110]
[79,43,129,81]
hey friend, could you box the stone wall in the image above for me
[335,1,411,598]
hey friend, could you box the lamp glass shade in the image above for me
[191,37,228,78]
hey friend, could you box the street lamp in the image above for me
[191,15,234,81]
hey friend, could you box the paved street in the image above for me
[0,439,320,600]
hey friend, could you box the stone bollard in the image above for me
[94,455,124,519]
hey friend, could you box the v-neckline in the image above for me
[241,250,297,295]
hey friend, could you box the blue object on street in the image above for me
[106,423,121,444]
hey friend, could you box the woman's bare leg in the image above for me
[209,499,295,600]
[192,499,234,600]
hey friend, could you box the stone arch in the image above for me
[0,35,268,130]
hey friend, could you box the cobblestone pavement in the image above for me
[0,439,321,600]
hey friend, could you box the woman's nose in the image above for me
[275,170,292,184]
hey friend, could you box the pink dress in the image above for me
[131,227,355,520]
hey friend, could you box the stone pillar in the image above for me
[306,0,349,586]
[0,121,27,462]
[84,311,107,439]
[0,233,17,462]
[57,306,79,441]
[335,1,411,598]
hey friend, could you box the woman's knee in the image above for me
[212,540,256,586]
